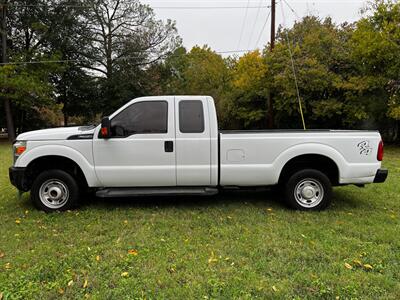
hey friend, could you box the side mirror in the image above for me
[100,117,111,139]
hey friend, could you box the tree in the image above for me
[160,46,233,126]
[350,0,400,140]
[230,50,268,128]
[1,0,15,141]
[81,0,181,111]
[265,17,369,129]
[44,1,99,125]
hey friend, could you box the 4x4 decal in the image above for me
[357,141,372,155]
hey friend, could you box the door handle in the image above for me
[164,141,173,152]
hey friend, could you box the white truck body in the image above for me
[10,96,387,211]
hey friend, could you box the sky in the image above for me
[141,0,369,55]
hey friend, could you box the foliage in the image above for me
[1,0,181,131]
[1,0,400,140]
[80,0,181,111]
[0,64,52,107]
[161,46,233,126]
[230,50,268,128]
[350,0,400,138]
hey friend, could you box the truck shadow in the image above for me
[79,187,364,211]
[81,188,286,210]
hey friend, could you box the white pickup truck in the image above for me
[9,96,387,212]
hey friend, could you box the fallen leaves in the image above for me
[344,263,353,270]
[363,264,373,271]
[15,219,21,225]
[0,251,4,259]
[121,272,129,277]
[83,279,88,289]
[67,280,74,287]
[208,251,218,264]
[128,249,138,256]
[353,259,362,267]
[344,259,374,272]
[95,255,101,261]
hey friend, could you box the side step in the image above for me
[96,187,219,198]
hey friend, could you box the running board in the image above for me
[96,187,219,198]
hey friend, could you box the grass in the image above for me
[0,141,399,299]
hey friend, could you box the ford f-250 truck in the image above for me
[9,96,388,212]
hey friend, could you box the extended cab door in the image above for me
[175,96,212,185]
[93,97,176,187]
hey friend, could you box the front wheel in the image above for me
[284,169,332,211]
[31,170,80,212]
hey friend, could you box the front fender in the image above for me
[16,144,101,187]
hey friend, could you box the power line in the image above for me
[282,0,300,19]
[0,49,258,66]
[6,4,270,9]
[247,0,264,49]
[254,10,271,48]
[236,0,251,49]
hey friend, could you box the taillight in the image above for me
[377,140,384,161]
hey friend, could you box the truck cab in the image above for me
[93,96,218,187]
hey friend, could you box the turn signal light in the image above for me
[101,127,108,137]
[16,146,26,155]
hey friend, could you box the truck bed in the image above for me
[219,130,382,186]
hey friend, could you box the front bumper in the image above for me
[9,167,29,192]
[373,169,388,183]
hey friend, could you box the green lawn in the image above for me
[0,142,399,299]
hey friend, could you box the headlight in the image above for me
[13,141,27,164]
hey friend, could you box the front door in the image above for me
[93,98,176,187]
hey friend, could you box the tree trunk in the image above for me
[1,1,16,141]
[64,112,68,127]
[4,98,15,140]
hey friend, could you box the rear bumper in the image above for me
[9,167,29,192]
[373,169,388,183]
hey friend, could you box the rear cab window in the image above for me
[179,100,205,133]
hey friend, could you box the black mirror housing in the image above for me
[100,117,111,138]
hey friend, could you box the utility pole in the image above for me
[1,0,15,141]
[270,0,276,51]
[267,0,275,128]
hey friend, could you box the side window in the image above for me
[179,100,205,133]
[111,101,168,137]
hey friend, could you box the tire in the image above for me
[31,169,80,212]
[284,169,332,211]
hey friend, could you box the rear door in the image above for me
[175,96,211,185]
[93,97,176,187]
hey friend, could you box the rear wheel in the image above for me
[31,170,80,212]
[284,169,332,211]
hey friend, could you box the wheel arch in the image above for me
[24,155,89,191]
[278,153,340,186]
